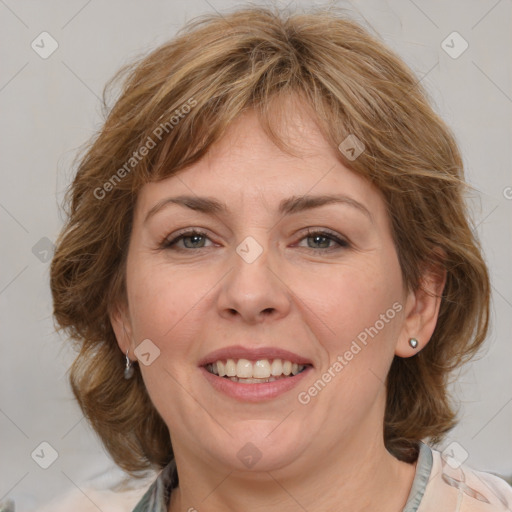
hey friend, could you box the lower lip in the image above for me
[200,366,313,402]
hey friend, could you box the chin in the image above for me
[206,428,308,473]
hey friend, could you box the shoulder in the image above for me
[32,468,156,512]
[131,459,177,512]
[34,486,150,512]
[418,444,512,511]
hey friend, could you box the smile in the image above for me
[201,361,313,402]
[205,358,308,383]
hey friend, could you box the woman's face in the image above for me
[114,104,421,474]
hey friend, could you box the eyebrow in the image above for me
[144,194,373,223]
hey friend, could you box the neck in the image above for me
[168,434,416,512]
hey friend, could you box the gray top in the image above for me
[132,442,433,512]
[402,442,433,511]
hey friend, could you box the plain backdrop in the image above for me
[0,0,511,510]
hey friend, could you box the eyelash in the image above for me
[160,228,350,253]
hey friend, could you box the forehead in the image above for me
[134,105,386,223]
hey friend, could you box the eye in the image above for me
[296,229,350,252]
[160,228,350,252]
[161,229,214,250]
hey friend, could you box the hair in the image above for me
[50,4,490,475]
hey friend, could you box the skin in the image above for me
[111,96,445,512]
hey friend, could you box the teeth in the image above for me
[207,358,306,379]
[236,359,253,378]
[225,359,237,377]
[271,359,283,376]
[225,376,281,383]
[253,360,271,378]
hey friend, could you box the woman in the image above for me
[49,5,512,511]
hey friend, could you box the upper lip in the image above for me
[198,345,314,367]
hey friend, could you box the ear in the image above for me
[109,300,134,357]
[395,258,447,357]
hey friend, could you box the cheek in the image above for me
[126,261,214,354]
[126,264,209,408]
[301,260,402,341]
[294,259,405,392]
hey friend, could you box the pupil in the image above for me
[185,234,203,248]
[311,235,328,248]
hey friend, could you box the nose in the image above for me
[216,240,291,324]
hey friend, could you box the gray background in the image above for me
[1,0,511,510]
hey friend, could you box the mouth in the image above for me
[204,358,312,384]
[198,345,314,400]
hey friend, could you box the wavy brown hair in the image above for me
[50,5,490,475]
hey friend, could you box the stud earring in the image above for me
[124,350,134,379]
[408,338,419,349]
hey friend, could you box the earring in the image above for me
[409,338,419,349]
[124,350,134,379]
